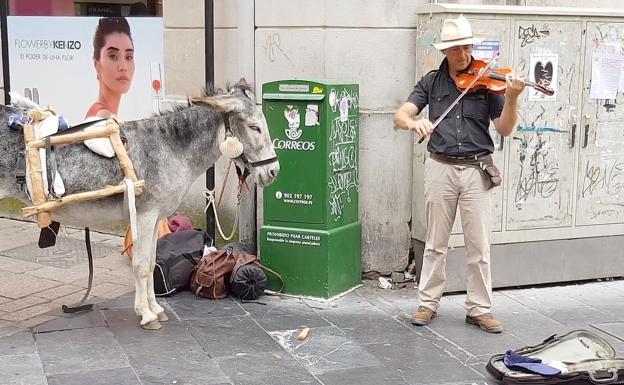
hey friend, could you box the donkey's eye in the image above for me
[249,125,261,133]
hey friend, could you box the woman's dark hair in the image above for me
[93,17,133,60]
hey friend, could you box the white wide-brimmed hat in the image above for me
[433,15,484,50]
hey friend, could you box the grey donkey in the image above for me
[0,82,280,329]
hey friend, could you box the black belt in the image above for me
[430,152,491,165]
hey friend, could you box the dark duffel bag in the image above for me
[154,229,212,297]
[230,263,267,300]
[487,330,624,385]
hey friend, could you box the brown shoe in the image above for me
[466,313,504,333]
[411,306,436,326]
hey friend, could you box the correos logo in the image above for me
[273,139,316,151]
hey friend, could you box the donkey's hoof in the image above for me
[157,311,169,322]
[142,320,162,330]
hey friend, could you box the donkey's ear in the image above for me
[190,95,243,113]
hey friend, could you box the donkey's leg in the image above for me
[146,222,167,322]
[132,213,160,329]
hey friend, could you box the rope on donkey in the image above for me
[203,188,240,241]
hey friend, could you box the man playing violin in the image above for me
[393,15,526,333]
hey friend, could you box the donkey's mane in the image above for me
[158,82,255,118]
[203,82,255,98]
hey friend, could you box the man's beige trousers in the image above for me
[418,157,493,317]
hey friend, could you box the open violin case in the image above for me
[487,330,624,384]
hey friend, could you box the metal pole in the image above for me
[205,0,215,241]
[1,0,11,104]
[237,0,257,252]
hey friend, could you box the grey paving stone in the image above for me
[0,321,21,337]
[0,255,44,273]
[216,351,321,385]
[240,297,330,331]
[364,342,486,385]
[189,316,283,357]
[0,272,60,299]
[47,367,141,385]
[122,337,230,385]
[467,362,493,380]
[103,308,196,346]
[1,237,118,268]
[301,290,373,310]
[490,300,570,346]
[317,307,412,344]
[590,301,624,321]
[546,305,614,328]
[254,308,331,332]
[0,330,35,355]
[0,303,55,322]
[555,283,624,307]
[237,295,308,317]
[502,287,587,317]
[593,322,624,341]
[317,366,410,385]
[269,326,379,375]
[33,308,107,333]
[424,305,528,356]
[97,292,134,309]
[35,326,128,375]
[0,226,42,251]
[31,284,83,300]
[165,291,246,320]
[0,353,47,385]
[599,280,624,296]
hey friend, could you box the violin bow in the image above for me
[418,52,500,144]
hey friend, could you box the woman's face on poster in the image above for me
[95,32,135,94]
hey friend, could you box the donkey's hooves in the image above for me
[142,320,162,330]
[157,311,169,322]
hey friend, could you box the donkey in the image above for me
[0,82,280,329]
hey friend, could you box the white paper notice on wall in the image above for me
[305,104,319,126]
[590,52,624,100]
[528,53,558,102]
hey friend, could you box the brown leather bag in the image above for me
[190,250,259,299]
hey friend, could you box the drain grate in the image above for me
[1,237,119,268]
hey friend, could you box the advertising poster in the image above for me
[473,40,500,68]
[7,16,164,124]
[528,53,558,102]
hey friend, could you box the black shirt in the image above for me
[407,58,505,156]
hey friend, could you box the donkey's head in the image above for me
[191,80,279,187]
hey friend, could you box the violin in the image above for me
[417,54,553,144]
[455,59,554,96]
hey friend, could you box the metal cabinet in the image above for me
[576,22,624,226]
[412,4,624,290]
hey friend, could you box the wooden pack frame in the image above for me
[21,115,144,228]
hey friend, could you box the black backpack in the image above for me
[154,229,212,297]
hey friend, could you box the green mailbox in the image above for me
[260,80,361,298]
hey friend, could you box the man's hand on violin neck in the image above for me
[505,73,526,98]
[408,118,434,140]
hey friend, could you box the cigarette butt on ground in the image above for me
[298,327,310,341]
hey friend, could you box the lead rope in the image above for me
[203,187,241,241]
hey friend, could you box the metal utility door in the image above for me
[451,18,510,235]
[506,20,583,230]
[576,22,624,226]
